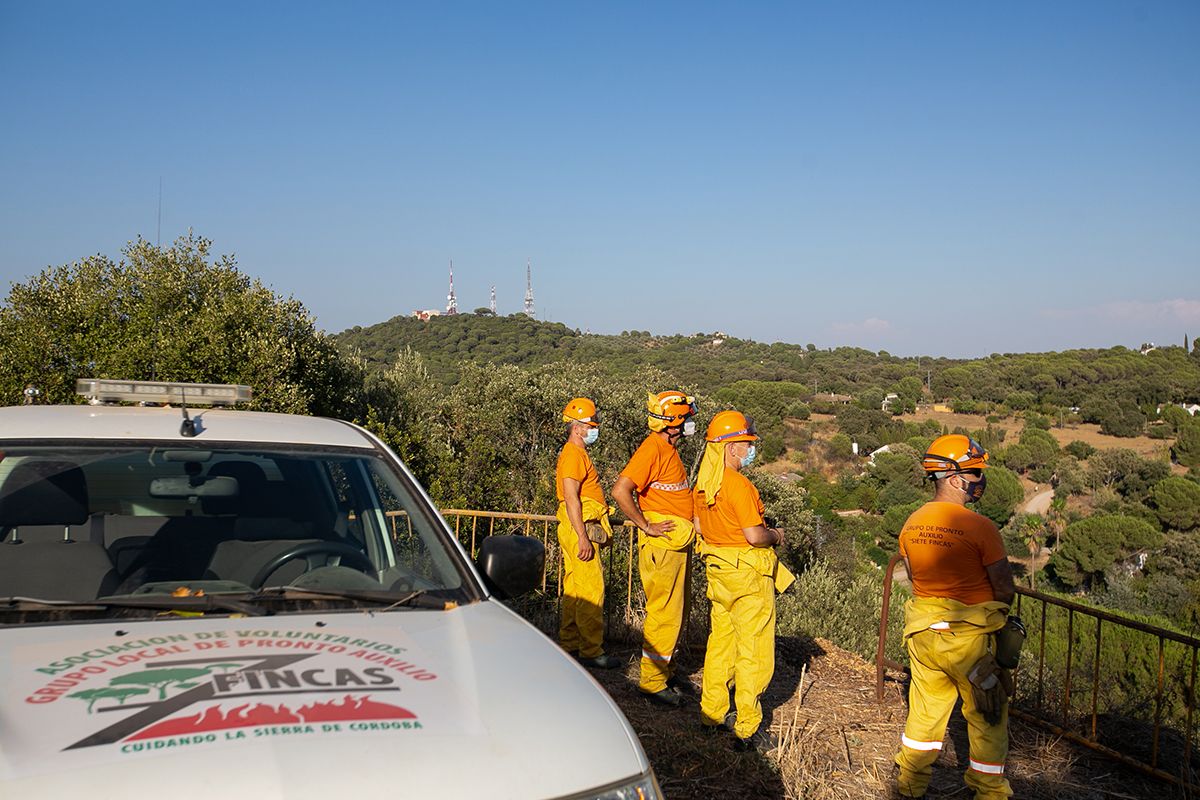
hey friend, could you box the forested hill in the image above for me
[334,313,1200,412]
[336,312,953,391]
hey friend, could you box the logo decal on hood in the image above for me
[64,652,420,750]
[6,625,480,773]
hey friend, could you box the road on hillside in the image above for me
[1021,488,1054,516]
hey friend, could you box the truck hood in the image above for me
[0,601,648,799]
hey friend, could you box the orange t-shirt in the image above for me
[694,468,764,548]
[619,434,694,519]
[899,501,1006,605]
[556,442,605,504]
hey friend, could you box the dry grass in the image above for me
[902,408,1173,462]
[593,636,1183,800]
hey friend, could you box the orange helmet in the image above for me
[562,397,599,427]
[922,434,989,475]
[706,410,758,443]
[647,390,696,432]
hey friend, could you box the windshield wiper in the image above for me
[249,587,454,610]
[0,595,268,616]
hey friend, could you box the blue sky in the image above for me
[1,1,1197,358]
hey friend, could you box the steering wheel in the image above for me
[250,541,376,589]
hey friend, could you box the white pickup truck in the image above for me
[0,380,660,799]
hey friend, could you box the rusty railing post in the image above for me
[876,553,903,702]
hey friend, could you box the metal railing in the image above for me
[876,553,1200,792]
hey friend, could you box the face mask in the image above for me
[682,420,697,437]
[962,473,986,503]
[583,427,599,446]
[739,444,757,468]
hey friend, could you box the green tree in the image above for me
[1082,398,1146,437]
[1051,455,1087,495]
[1048,515,1162,590]
[1018,427,1060,466]
[1149,477,1200,531]
[1002,443,1034,473]
[1005,390,1036,410]
[1175,421,1200,468]
[893,376,924,411]
[0,234,361,416]
[1064,440,1097,460]
[975,466,1023,527]
[858,386,886,411]
[1086,449,1171,501]
[1161,405,1191,432]
[827,433,853,460]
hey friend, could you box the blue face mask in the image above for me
[740,444,756,468]
[583,427,599,446]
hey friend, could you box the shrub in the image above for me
[776,560,908,666]
[1025,412,1052,430]
[1065,440,1097,460]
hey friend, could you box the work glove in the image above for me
[968,652,1013,726]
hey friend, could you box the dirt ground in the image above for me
[592,637,1179,800]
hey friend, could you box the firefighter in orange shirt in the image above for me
[895,434,1017,799]
[555,397,619,669]
[613,391,698,707]
[694,410,794,752]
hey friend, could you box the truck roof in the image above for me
[0,405,373,449]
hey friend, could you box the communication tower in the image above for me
[490,285,497,315]
[446,259,458,315]
[523,259,535,318]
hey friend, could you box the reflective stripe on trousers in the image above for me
[900,734,943,751]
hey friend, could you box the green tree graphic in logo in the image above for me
[68,686,151,713]
[109,667,218,700]
[68,661,253,712]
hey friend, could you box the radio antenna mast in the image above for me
[446,259,458,315]
[523,259,535,318]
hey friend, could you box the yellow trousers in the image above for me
[556,517,605,659]
[896,628,1012,799]
[637,544,689,693]
[699,553,775,739]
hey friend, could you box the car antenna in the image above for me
[179,386,197,437]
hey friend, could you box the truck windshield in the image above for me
[0,443,470,613]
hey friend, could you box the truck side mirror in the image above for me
[476,535,545,599]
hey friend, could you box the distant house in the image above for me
[1116,550,1150,578]
[1139,342,1157,355]
[881,392,900,412]
[1157,402,1200,416]
[814,393,853,405]
[412,309,443,321]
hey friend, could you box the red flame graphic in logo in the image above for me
[126,696,416,741]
